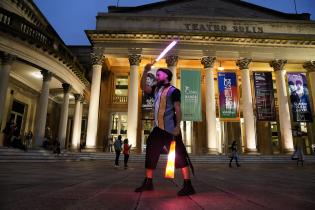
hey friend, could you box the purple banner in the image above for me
[287,73,312,122]
[218,72,239,119]
[253,72,276,121]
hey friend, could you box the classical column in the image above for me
[71,94,82,150]
[270,60,294,153]
[86,48,104,149]
[166,55,178,87]
[236,58,257,153]
[58,83,71,149]
[201,56,218,154]
[34,70,52,146]
[127,54,141,148]
[78,97,84,146]
[303,61,315,112]
[0,53,15,128]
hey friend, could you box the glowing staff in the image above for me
[152,40,178,64]
[165,140,176,179]
[153,40,178,179]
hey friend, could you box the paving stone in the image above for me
[0,161,314,210]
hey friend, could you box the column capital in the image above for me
[41,70,52,82]
[201,56,216,68]
[80,96,85,103]
[236,58,252,70]
[303,60,315,72]
[1,52,16,65]
[128,54,141,66]
[74,94,83,102]
[166,55,179,67]
[91,47,105,66]
[62,83,71,93]
[270,59,287,71]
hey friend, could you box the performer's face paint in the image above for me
[156,71,169,86]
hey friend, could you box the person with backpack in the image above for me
[114,135,123,167]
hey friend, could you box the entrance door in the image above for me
[141,110,154,153]
[271,122,280,154]
[10,100,26,135]
[222,122,242,155]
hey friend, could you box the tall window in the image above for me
[110,112,127,136]
[115,76,128,96]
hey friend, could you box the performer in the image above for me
[135,63,195,196]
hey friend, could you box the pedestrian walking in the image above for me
[292,145,304,166]
[114,135,123,167]
[25,131,33,151]
[229,140,240,167]
[123,138,132,169]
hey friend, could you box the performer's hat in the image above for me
[157,68,173,81]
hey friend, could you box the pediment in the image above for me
[108,0,309,20]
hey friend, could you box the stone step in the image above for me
[1,147,314,163]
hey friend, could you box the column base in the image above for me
[283,148,294,154]
[244,148,260,155]
[84,147,98,152]
[131,147,141,154]
[206,148,219,155]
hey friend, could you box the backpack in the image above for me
[114,139,121,151]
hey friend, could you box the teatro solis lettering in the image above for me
[184,23,263,33]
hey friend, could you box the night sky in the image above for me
[33,0,315,45]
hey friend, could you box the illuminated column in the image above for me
[303,61,315,112]
[127,54,141,148]
[0,53,15,127]
[270,60,294,153]
[201,56,218,154]
[166,55,178,87]
[71,94,82,150]
[58,83,71,149]
[34,70,52,146]
[86,48,104,149]
[236,58,257,153]
[77,97,84,146]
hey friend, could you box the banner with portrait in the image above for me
[287,73,312,122]
[218,72,239,119]
[141,69,157,110]
[180,69,202,121]
[253,72,276,121]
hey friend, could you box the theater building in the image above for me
[1,0,315,155]
[86,0,315,155]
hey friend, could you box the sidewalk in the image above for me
[0,161,314,210]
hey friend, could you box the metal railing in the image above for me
[112,95,128,104]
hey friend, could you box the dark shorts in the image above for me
[145,127,189,169]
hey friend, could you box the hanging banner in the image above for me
[180,69,202,121]
[141,70,157,110]
[287,73,313,122]
[218,72,239,119]
[253,72,276,121]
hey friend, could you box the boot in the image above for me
[177,179,196,196]
[135,178,154,192]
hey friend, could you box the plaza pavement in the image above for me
[0,160,314,210]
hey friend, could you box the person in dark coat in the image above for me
[229,140,240,167]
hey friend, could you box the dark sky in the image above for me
[33,0,315,45]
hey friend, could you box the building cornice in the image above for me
[86,31,315,48]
